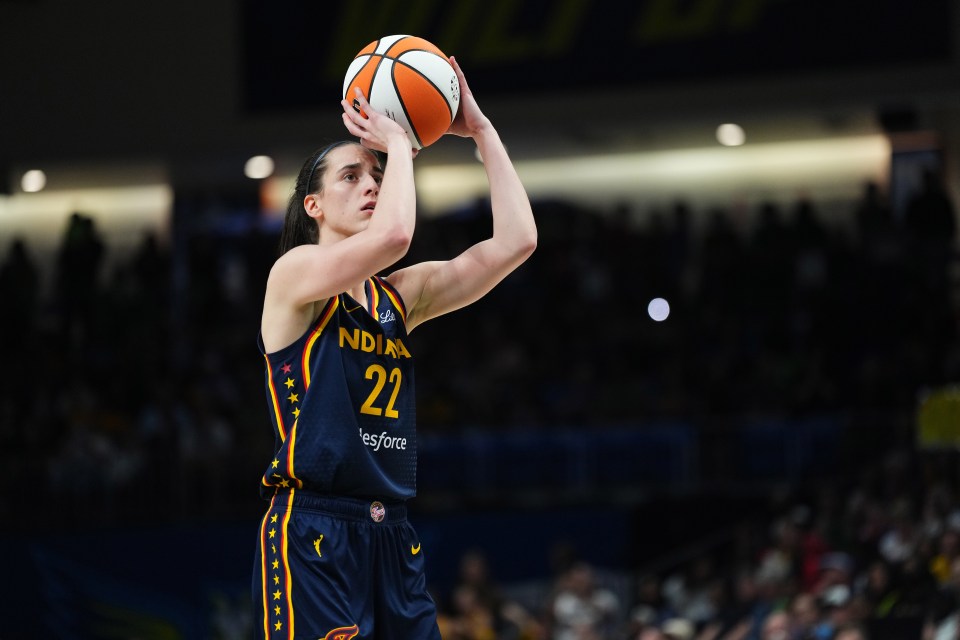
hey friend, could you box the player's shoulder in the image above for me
[384,261,442,303]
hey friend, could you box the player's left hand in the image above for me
[445,56,491,139]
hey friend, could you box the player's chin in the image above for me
[355,215,373,231]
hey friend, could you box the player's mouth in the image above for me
[362,200,376,213]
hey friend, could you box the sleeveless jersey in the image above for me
[258,276,417,501]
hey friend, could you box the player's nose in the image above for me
[362,174,379,193]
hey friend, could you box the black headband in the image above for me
[303,141,352,195]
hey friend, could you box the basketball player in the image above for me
[252,57,537,639]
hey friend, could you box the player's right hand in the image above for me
[341,89,416,157]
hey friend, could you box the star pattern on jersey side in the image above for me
[266,364,309,635]
[268,514,285,633]
[271,362,302,492]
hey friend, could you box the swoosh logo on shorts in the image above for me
[411,543,421,555]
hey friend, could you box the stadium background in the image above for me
[1,0,960,638]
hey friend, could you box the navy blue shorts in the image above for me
[252,491,441,640]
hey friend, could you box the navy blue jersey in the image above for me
[258,276,417,501]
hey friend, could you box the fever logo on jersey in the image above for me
[322,624,359,640]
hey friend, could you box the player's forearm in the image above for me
[371,135,418,243]
[475,127,537,256]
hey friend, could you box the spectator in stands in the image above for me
[550,562,621,640]
[833,624,869,640]
[878,499,920,566]
[788,591,820,640]
[660,617,694,640]
[54,212,104,345]
[447,548,542,639]
[439,584,499,640]
[637,628,666,640]
[0,237,40,426]
[812,584,858,640]
[922,586,959,640]
[759,609,791,640]
[930,528,960,587]
[811,552,855,600]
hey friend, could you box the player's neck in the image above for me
[346,282,367,306]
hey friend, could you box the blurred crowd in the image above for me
[0,171,957,528]
[433,448,960,640]
[407,170,958,428]
[0,169,958,639]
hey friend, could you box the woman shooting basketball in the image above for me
[252,57,536,639]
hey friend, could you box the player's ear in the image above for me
[303,194,323,220]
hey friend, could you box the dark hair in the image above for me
[278,141,357,256]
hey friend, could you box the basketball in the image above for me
[342,35,460,150]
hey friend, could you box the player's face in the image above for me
[314,144,383,240]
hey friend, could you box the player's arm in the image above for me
[262,93,416,348]
[388,57,537,332]
[272,93,415,305]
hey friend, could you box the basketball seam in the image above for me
[362,54,389,112]
[389,63,425,149]
[383,47,443,60]
[346,36,385,106]
[379,35,404,56]
[343,55,368,98]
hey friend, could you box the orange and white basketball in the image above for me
[343,35,460,150]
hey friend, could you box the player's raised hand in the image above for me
[445,56,491,139]
[341,88,418,157]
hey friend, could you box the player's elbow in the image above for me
[514,229,537,261]
[380,224,414,259]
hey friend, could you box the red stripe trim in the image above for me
[367,278,380,317]
[303,297,339,388]
[285,419,302,489]
[281,489,296,639]
[264,354,287,442]
[259,494,277,638]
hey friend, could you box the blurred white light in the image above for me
[21,169,47,193]
[377,134,890,215]
[716,123,746,147]
[648,297,670,322]
[245,155,275,180]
